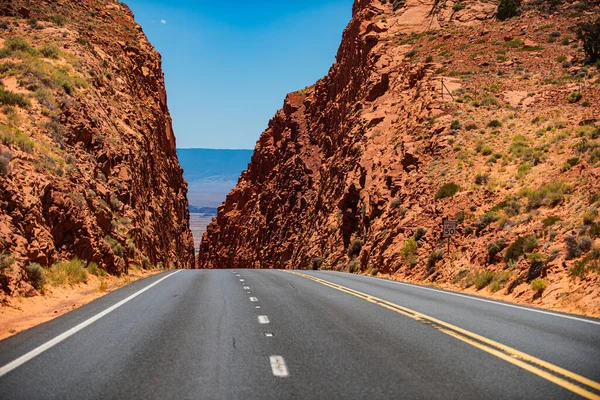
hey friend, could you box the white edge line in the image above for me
[321,272,600,327]
[0,270,182,378]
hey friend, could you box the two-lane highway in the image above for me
[0,269,599,399]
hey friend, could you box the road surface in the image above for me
[0,269,599,399]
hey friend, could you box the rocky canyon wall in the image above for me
[0,0,195,299]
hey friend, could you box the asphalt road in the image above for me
[0,269,599,399]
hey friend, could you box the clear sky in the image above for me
[124,0,353,149]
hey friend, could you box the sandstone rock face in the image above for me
[0,0,195,298]
[200,0,600,315]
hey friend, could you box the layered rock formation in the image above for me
[200,0,600,315]
[0,0,194,298]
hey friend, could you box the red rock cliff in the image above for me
[0,0,195,298]
[200,0,600,315]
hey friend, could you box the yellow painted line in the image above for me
[288,271,600,400]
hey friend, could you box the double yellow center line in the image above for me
[288,271,600,399]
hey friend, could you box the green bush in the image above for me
[542,215,561,227]
[436,182,460,199]
[311,256,323,270]
[497,0,520,21]
[474,271,495,289]
[530,278,548,293]
[0,124,35,153]
[0,253,13,294]
[568,91,583,103]
[26,263,45,290]
[49,258,88,285]
[105,236,125,257]
[401,237,418,258]
[0,88,30,107]
[413,227,426,241]
[0,149,10,175]
[347,259,360,273]
[450,120,461,130]
[577,17,600,62]
[521,181,572,209]
[3,37,37,55]
[504,235,537,265]
[487,239,506,264]
[40,45,59,59]
[347,239,363,258]
[487,119,502,128]
[427,250,443,271]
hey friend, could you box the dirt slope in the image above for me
[0,0,195,300]
[199,0,600,316]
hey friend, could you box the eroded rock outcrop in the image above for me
[200,0,600,316]
[0,0,194,298]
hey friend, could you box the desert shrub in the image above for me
[401,237,418,258]
[530,278,547,293]
[578,236,593,252]
[542,215,561,227]
[0,253,13,293]
[50,15,66,26]
[347,239,363,258]
[0,149,11,175]
[26,263,45,290]
[487,239,506,264]
[391,198,401,208]
[465,123,478,131]
[347,259,360,273]
[450,120,461,130]
[87,262,107,277]
[475,173,489,185]
[475,271,495,289]
[105,235,125,257]
[4,37,37,55]
[589,223,600,238]
[369,267,378,276]
[504,235,537,265]
[577,17,600,63]
[311,256,323,270]
[392,0,406,11]
[487,119,502,128]
[521,182,572,209]
[436,182,459,199]
[427,250,443,271]
[413,227,426,241]
[497,0,520,21]
[40,45,59,59]
[49,258,88,285]
[0,125,35,153]
[568,91,582,103]
[0,88,30,107]
[565,235,580,260]
[583,208,598,225]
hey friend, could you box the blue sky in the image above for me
[124,0,353,149]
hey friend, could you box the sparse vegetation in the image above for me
[48,258,88,285]
[504,235,537,265]
[436,182,459,199]
[26,263,45,290]
[520,182,572,209]
[530,278,548,293]
[568,91,582,103]
[487,239,506,264]
[0,88,30,107]
[348,239,363,258]
[474,271,495,290]
[577,17,600,63]
[0,149,11,175]
[105,235,125,258]
[427,250,443,271]
[497,0,520,21]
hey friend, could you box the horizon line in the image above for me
[177,147,254,151]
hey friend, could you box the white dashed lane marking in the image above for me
[255,305,261,309]
[269,356,289,377]
[239,279,245,282]
[250,297,258,302]
[258,315,270,324]
[243,286,250,290]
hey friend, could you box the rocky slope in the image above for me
[200,0,600,316]
[0,0,195,300]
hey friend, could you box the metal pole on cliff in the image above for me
[441,77,444,101]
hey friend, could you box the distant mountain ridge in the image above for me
[177,148,253,182]
[177,148,253,209]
